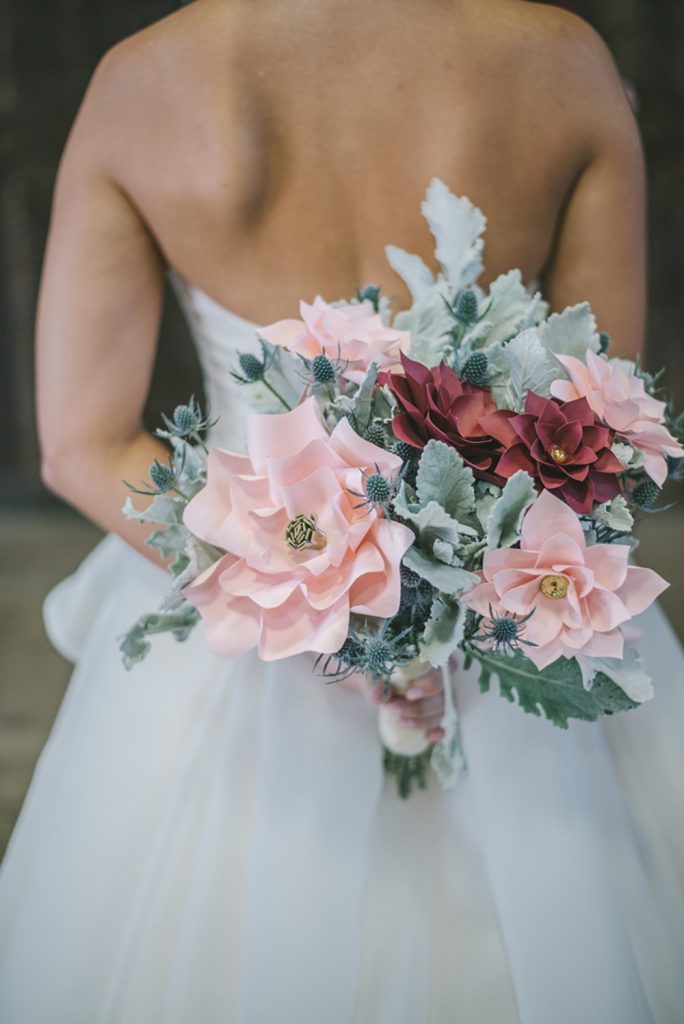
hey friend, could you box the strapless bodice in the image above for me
[167,267,272,452]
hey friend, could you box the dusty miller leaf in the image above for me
[118,606,201,670]
[385,245,435,302]
[122,494,185,526]
[471,649,639,728]
[421,596,466,667]
[415,441,476,521]
[575,648,654,703]
[477,270,543,347]
[485,471,537,549]
[403,547,479,596]
[592,495,634,533]
[421,178,486,288]
[505,329,557,410]
[540,303,600,360]
[395,282,455,367]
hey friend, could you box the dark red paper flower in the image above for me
[486,392,624,514]
[378,352,508,483]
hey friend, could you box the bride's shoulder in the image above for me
[502,3,621,87]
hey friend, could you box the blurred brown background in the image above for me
[1,0,683,854]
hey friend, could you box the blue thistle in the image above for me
[239,352,266,382]
[400,565,422,591]
[349,462,406,515]
[157,395,216,444]
[296,346,348,391]
[461,352,489,387]
[632,480,661,509]
[148,460,177,493]
[364,420,387,448]
[311,353,336,384]
[453,288,479,324]
[477,604,538,656]
[356,284,381,312]
[394,440,421,463]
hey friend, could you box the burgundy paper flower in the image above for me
[379,352,507,483]
[487,392,624,514]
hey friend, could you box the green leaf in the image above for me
[122,494,185,525]
[420,178,486,288]
[485,470,536,549]
[470,649,639,728]
[505,328,557,410]
[403,547,479,596]
[416,441,476,521]
[395,283,455,367]
[118,606,201,670]
[592,495,634,533]
[345,361,378,432]
[421,596,466,667]
[540,303,600,360]
[384,245,434,302]
[575,649,654,703]
[477,270,545,347]
[394,486,477,545]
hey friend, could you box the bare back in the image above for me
[59,0,644,328]
[36,0,647,557]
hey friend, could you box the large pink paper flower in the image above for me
[181,398,414,661]
[464,490,667,670]
[550,350,683,486]
[259,296,410,384]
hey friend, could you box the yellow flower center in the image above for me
[285,513,327,551]
[540,575,569,600]
[550,446,570,464]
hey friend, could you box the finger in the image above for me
[395,694,445,721]
[425,726,445,743]
[369,679,396,705]
[400,712,445,731]
[404,669,443,701]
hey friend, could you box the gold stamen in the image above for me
[550,446,570,464]
[540,575,569,600]
[285,513,327,551]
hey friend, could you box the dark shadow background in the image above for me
[1,1,683,853]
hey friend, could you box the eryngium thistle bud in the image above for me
[400,564,422,590]
[454,288,478,324]
[364,421,387,448]
[238,352,265,382]
[364,473,391,504]
[633,480,660,508]
[461,351,489,387]
[311,353,336,384]
[394,440,420,462]
[149,460,176,492]
[366,637,392,673]
[357,284,381,311]
[172,403,200,435]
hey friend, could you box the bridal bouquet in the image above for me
[120,179,683,796]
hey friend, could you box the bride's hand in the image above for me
[367,668,446,744]
[315,657,446,744]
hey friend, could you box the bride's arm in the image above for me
[36,50,173,567]
[540,18,646,362]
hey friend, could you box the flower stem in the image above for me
[263,378,292,411]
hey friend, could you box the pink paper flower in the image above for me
[550,350,683,486]
[259,296,410,384]
[181,398,414,661]
[464,490,667,670]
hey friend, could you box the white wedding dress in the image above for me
[1,267,683,1024]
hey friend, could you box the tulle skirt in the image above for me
[1,531,683,1023]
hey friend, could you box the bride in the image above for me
[1,1,683,1021]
